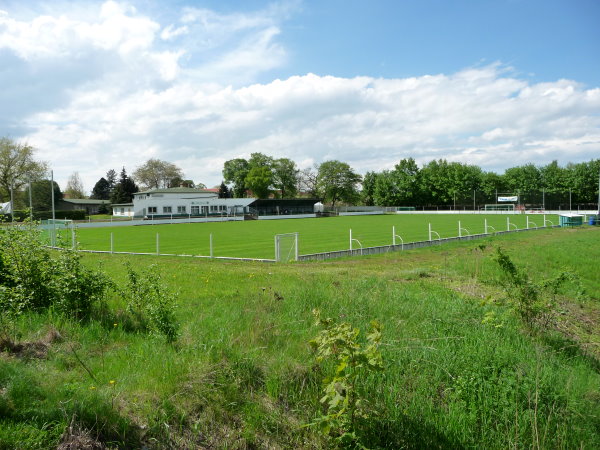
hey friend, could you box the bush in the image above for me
[121,264,179,343]
[0,223,110,320]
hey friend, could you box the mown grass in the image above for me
[73,213,561,259]
[1,226,599,448]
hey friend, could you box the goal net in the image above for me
[39,219,74,246]
[274,233,298,262]
[483,204,515,211]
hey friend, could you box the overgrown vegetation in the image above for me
[1,224,599,448]
[494,246,586,328]
[121,264,179,343]
[307,309,383,447]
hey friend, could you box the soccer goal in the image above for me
[274,233,298,262]
[483,204,515,212]
[39,219,74,247]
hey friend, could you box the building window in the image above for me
[120,208,125,214]
[191,206,199,215]
[210,205,218,212]
[163,206,172,213]
[177,206,186,213]
[148,206,157,214]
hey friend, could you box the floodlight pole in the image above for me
[542,188,545,211]
[569,188,572,213]
[51,171,56,246]
[28,180,33,221]
[597,168,600,215]
[9,184,14,222]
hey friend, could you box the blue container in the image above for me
[590,216,598,226]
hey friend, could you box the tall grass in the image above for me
[1,226,599,448]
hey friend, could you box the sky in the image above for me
[0,0,599,193]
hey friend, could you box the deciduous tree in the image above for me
[316,160,362,207]
[0,137,48,202]
[64,172,86,198]
[223,158,250,197]
[133,159,183,190]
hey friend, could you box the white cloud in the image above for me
[0,2,598,193]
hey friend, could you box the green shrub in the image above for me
[0,224,110,320]
[121,264,179,343]
[307,309,384,448]
[493,247,585,328]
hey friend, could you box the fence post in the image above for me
[428,223,432,241]
[156,233,160,255]
[210,233,213,258]
[485,218,488,234]
[349,229,353,251]
[110,232,113,254]
[507,217,510,231]
[392,226,396,246]
[458,221,462,238]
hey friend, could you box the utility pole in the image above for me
[28,180,33,221]
[597,167,600,216]
[10,184,14,222]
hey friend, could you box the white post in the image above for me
[210,233,213,258]
[349,229,353,251]
[527,216,529,229]
[544,214,546,227]
[71,226,76,250]
[507,217,510,231]
[485,218,488,234]
[458,220,462,238]
[295,233,299,261]
[110,233,114,254]
[393,226,396,246]
[156,233,160,255]
[429,223,432,241]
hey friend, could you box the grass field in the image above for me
[72,213,561,259]
[1,225,599,448]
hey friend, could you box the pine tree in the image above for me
[218,181,230,198]
[110,168,138,203]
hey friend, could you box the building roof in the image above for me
[135,187,215,195]
[60,199,110,205]
[111,203,134,207]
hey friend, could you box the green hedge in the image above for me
[0,210,87,222]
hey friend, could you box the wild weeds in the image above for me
[493,247,585,329]
[307,308,384,448]
[121,263,179,343]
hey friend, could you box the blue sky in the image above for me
[0,0,598,191]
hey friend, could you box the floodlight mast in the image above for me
[597,168,600,216]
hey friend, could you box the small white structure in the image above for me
[123,188,256,218]
[0,202,11,214]
[112,203,135,217]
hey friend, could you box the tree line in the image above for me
[1,137,599,211]
[223,153,600,209]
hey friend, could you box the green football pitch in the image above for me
[71,213,559,260]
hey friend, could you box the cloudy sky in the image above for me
[1,0,599,192]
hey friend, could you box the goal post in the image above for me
[483,204,515,212]
[39,219,75,247]
[274,232,299,262]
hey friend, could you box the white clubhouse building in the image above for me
[112,188,256,219]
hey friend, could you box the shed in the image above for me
[559,214,584,227]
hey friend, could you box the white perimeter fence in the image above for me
[48,212,590,263]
